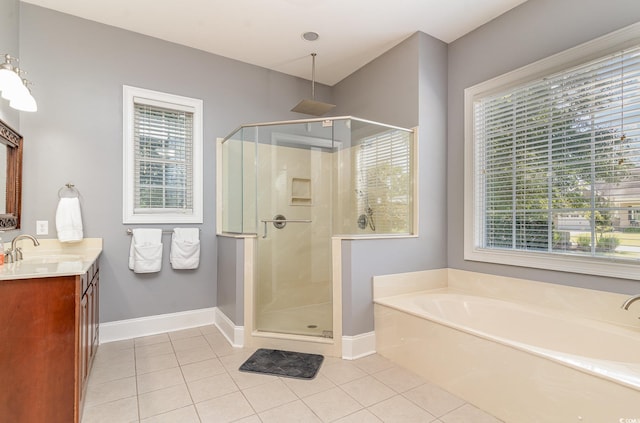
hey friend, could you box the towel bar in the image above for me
[126,228,201,235]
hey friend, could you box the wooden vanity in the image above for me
[0,238,102,423]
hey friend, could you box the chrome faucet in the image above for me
[6,234,40,262]
[621,294,640,311]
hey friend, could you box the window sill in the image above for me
[464,247,640,281]
[123,214,203,224]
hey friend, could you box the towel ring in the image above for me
[58,183,80,198]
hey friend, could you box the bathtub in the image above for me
[374,290,640,422]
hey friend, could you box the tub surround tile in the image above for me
[447,268,639,329]
[374,268,640,331]
[373,285,640,422]
[373,269,448,300]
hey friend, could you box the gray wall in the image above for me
[0,0,19,127]
[447,0,640,294]
[16,0,640,334]
[334,32,449,335]
[18,4,332,323]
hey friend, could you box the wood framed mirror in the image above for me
[0,118,22,230]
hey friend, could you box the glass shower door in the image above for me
[254,121,334,338]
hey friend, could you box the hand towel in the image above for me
[170,228,200,270]
[128,228,163,273]
[56,197,83,243]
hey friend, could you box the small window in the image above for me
[123,86,203,223]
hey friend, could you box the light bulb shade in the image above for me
[0,67,23,99]
[9,88,37,112]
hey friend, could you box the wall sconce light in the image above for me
[0,54,37,112]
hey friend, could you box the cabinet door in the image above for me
[91,272,99,357]
[80,291,89,394]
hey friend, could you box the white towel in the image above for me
[170,228,200,270]
[56,197,84,243]
[128,228,163,273]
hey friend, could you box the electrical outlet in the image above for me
[36,220,48,235]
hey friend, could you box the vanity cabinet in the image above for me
[0,258,100,423]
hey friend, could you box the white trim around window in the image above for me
[464,22,640,280]
[123,85,203,224]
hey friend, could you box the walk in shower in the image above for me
[220,117,415,347]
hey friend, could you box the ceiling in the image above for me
[22,0,528,86]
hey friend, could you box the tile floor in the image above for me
[82,325,503,423]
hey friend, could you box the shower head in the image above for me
[291,53,335,116]
[291,98,336,116]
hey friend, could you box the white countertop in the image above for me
[0,238,102,280]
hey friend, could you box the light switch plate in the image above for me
[36,220,48,235]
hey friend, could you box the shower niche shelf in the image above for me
[291,178,312,206]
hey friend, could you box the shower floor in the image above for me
[256,302,333,338]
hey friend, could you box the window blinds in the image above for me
[133,102,194,214]
[356,129,412,233]
[474,45,640,258]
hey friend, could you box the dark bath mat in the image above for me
[239,348,324,380]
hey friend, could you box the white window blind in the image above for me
[123,85,203,224]
[356,129,412,234]
[134,102,193,213]
[473,44,640,262]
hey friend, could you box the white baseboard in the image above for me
[100,307,216,343]
[214,308,245,347]
[342,331,376,360]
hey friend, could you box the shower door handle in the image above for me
[260,218,312,238]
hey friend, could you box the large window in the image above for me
[123,86,203,223]
[465,23,640,279]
